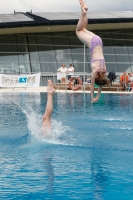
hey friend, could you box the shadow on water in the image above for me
[90,143,110,200]
[43,150,55,194]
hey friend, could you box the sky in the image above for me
[0,0,133,14]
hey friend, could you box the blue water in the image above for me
[0,92,133,200]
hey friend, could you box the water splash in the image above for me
[9,93,71,145]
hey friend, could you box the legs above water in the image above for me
[76,0,95,47]
[42,80,55,129]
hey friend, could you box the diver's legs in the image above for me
[76,0,88,31]
[76,0,94,47]
[42,80,55,128]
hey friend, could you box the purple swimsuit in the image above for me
[90,35,106,72]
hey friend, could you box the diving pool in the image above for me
[0,92,133,200]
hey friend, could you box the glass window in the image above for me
[86,51,91,64]
[112,30,128,54]
[103,46,115,54]
[0,44,17,52]
[116,55,130,63]
[114,46,128,55]
[53,32,71,53]
[112,29,125,39]
[1,30,133,75]
[0,45,18,63]
[55,48,71,54]
[72,62,89,73]
[130,64,133,72]
[125,29,133,39]
[17,47,29,63]
[85,46,90,55]
[27,35,41,72]
[0,61,19,74]
[123,29,133,54]
[30,63,41,73]
[70,46,84,54]
[37,45,54,53]
[71,54,87,63]
[17,34,26,43]
[127,45,133,54]
[17,45,28,53]
[36,33,54,53]
[56,52,72,68]
[18,63,31,74]
[117,64,131,72]
[27,34,36,44]
[71,53,89,72]
[68,32,84,53]
[39,53,56,63]
[98,31,115,54]
[0,35,16,43]
[103,39,114,54]
[36,33,53,44]
[112,30,126,54]
[17,35,31,73]
[40,63,57,73]
[28,45,40,62]
[0,35,18,74]
[0,53,18,62]
[106,63,118,72]
[98,30,111,38]
[104,55,116,63]
[129,56,133,62]
[113,40,128,54]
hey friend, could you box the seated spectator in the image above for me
[128,72,133,83]
[126,80,133,92]
[68,64,74,80]
[126,82,131,91]
[120,72,128,89]
[130,81,133,91]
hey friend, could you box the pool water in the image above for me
[0,92,133,200]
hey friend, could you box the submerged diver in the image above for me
[42,80,55,129]
[76,0,110,102]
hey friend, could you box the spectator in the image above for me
[57,64,68,83]
[68,64,74,80]
[130,81,133,90]
[120,72,128,89]
[128,72,133,83]
[108,71,116,86]
[127,79,133,91]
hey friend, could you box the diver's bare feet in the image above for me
[47,80,56,94]
[79,0,88,15]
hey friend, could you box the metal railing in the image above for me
[0,71,125,92]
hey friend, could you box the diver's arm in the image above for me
[91,83,102,102]
[95,86,102,102]
[91,70,97,101]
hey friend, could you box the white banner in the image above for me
[0,73,41,88]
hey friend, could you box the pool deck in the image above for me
[0,87,133,94]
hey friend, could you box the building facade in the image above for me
[0,11,133,85]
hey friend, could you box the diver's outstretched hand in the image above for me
[91,97,99,103]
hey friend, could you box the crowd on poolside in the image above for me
[120,72,133,91]
[57,63,133,91]
[57,63,74,83]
